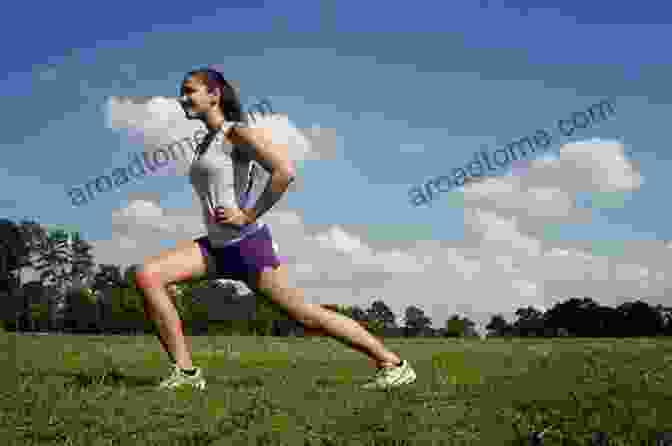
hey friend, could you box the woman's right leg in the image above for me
[135,241,208,370]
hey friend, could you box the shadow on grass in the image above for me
[218,375,265,390]
[19,368,156,388]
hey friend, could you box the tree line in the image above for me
[1,218,671,339]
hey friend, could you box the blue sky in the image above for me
[2,0,671,332]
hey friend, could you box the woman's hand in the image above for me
[214,207,256,228]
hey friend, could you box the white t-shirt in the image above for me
[188,114,272,247]
[188,111,311,247]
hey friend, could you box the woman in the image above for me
[135,67,416,391]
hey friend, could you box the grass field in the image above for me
[4,333,672,445]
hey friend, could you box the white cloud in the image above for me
[117,200,163,218]
[559,139,643,191]
[314,226,368,255]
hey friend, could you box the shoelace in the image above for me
[165,365,181,382]
[373,361,404,378]
[373,367,394,380]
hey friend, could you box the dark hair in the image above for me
[183,67,245,123]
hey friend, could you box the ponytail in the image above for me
[183,67,246,123]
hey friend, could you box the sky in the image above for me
[2,0,672,336]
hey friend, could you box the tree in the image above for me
[462,317,479,337]
[19,281,47,331]
[543,297,599,337]
[63,287,99,333]
[485,314,511,337]
[32,229,76,323]
[175,276,216,334]
[443,314,477,337]
[617,300,665,337]
[333,304,366,321]
[444,314,467,337]
[0,219,30,277]
[93,264,124,292]
[513,306,545,337]
[123,264,140,289]
[654,305,672,335]
[28,302,50,331]
[69,233,95,290]
[97,264,153,334]
[0,220,30,287]
[590,305,625,337]
[104,286,149,334]
[350,304,367,321]
[403,305,432,336]
[366,299,397,329]
[0,219,31,329]
[14,221,50,327]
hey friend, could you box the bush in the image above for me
[2,318,15,331]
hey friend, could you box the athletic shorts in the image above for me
[194,224,283,282]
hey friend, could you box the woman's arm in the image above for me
[227,125,296,221]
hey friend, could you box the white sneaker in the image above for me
[361,359,417,390]
[158,364,206,390]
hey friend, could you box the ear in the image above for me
[211,86,222,100]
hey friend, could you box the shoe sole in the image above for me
[158,378,206,390]
[159,382,206,390]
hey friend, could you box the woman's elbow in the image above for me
[275,164,296,182]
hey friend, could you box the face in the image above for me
[179,76,218,120]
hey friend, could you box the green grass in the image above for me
[4,333,672,445]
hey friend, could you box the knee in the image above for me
[135,265,165,290]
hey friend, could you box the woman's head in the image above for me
[179,68,244,124]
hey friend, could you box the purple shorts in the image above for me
[194,224,283,282]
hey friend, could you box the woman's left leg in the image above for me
[245,264,402,369]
